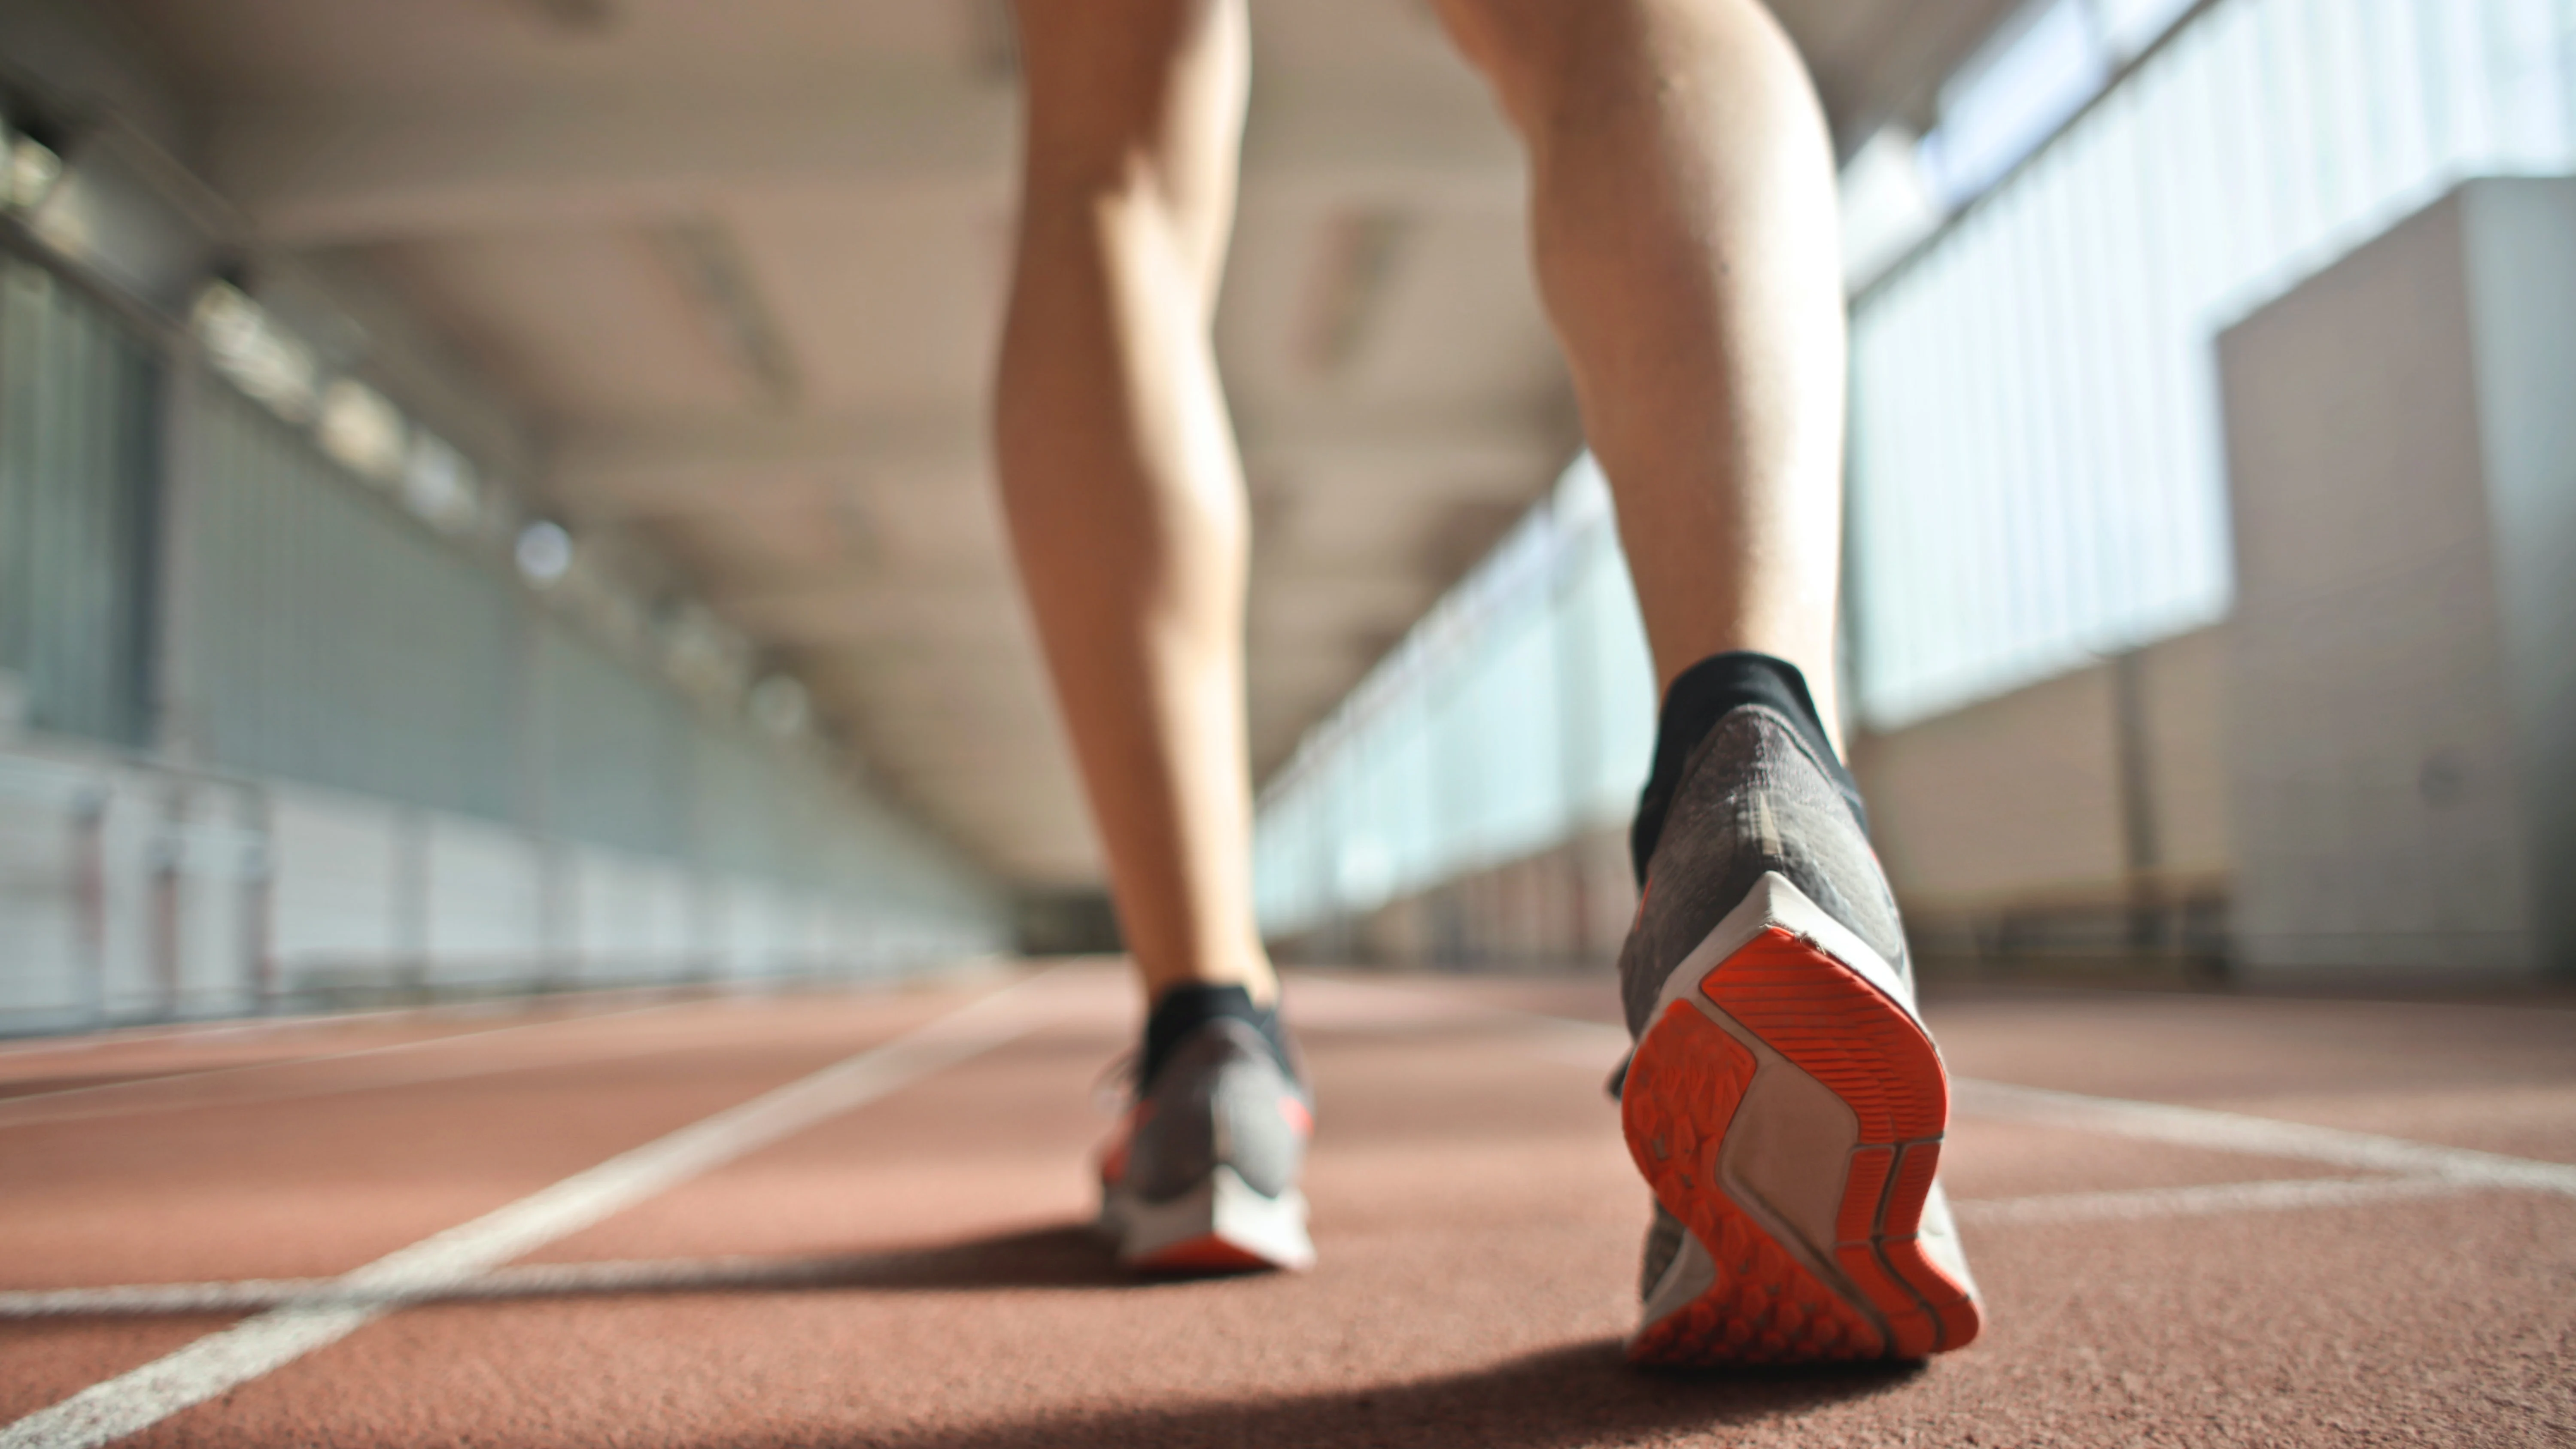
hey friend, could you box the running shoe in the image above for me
[1096,987,1315,1272]
[1617,701,1981,1364]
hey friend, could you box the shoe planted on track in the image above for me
[1616,704,1981,1365]
[1097,1016,1315,1272]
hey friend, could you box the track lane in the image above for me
[0,973,1066,1449]
[3,972,2571,1446]
[0,995,718,1109]
[0,979,1048,1427]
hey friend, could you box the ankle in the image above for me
[1629,650,1863,882]
[1137,951,1278,1009]
[1139,981,1297,1089]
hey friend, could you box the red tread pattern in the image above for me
[1625,925,1982,1365]
[1623,1003,1885,1365]
[1127,1234,1273,1274]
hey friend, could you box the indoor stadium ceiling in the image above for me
[100,0,2021,886]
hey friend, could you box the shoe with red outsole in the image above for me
[1097,1010,1314,1273]
[1616,704,1981,1365]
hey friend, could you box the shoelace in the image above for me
[1089,1051,1139,1116]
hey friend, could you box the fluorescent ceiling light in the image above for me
[317,379,407,483]
[193,283,322,423]
[516,520,574,586]
[660,602,749,699]
[4,135,61,212]
[401,431,482,532]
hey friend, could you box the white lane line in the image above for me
[0,1029,745,1134]
[1295,975,2576,1199]
[0,1001,696,1127]
[0,1245,1014,1320]
[0,1170,2510,1326]
[1322,981,2576,1197]
[0,973,1062,1449]
[1950,1174,2480,1227]
[1954,1079,2576,1197]
[0,1010,430,1063]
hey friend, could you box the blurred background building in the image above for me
[1253,0,2576,984]
[0,0,2568,1035]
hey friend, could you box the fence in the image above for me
[1849,0,2576,727]
[0,734,990,1034]
[1253,0,2576,951]
[0,212,1005,1032]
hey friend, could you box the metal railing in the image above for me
[0,746,267,1030]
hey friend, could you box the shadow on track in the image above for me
[704,1339,1923,1449]
[431,1223,1154,1303]
[566,1222,1142,1295]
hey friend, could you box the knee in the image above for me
[1012,0,1245,216]
[1431,0,1793,138]
[1435,0,1644,128]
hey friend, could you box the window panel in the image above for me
[1258,0,2576,936]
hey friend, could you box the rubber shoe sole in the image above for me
[1624,872,1980,1364]
[1100,1165,1315,1274]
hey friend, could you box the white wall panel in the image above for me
[0,756,96,1028]
[269,787,399,980]
[423,814,542,985]
[2219,185,2543,977]
[0,258,157,750]
[1848,0,2576,728]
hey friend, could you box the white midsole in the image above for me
[1641,870,1920,1033]
[1100,1165,1315,1270]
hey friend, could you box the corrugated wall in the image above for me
[1254,0,2576,977]
[184,383,519,820]
[1253,457,1657,942]
[0,255,158,747]
[0,242,1006,1031]
[1849,0,2576,728]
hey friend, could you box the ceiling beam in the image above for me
[546,401,1569,516]
[213,70,1522,248]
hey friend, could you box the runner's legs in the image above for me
[1430,0,1848,727]
[995,0,1270,1007]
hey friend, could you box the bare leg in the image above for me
[995,0,1274,1004]
[1432,0,1849,737]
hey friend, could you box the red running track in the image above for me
[2,964,2573,1447]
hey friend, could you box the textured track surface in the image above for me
[4,968,2576,1446]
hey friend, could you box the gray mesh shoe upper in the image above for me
[1121,1019,1310,1204]
[1615,704,1910,1040]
